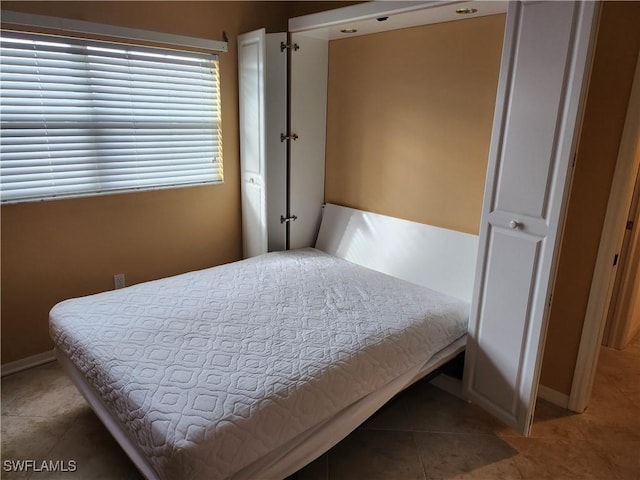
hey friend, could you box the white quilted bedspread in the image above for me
[50,249,468,479]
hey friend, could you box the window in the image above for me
[0,31,222,203]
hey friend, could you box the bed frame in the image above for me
[57,204,479,479]
[317,203,479,302]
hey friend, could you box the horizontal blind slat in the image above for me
[1,31,222,203]
[2,139,218,151]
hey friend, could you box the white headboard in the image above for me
[315,203,479,302]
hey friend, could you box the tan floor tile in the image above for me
[579,422,640,479]
[36,407,143,480]
[529,399,589,440]
[414,432,521,480]
[360,394,413,432]
[0,414,76,480]
[328,429,425,480]
[504,435,631,480]
[596,347,640,396]
[2,364,84,419]
[583,376,640,432]
[1,367,53,416]
[403,382,504,435]
[1,383,21,412]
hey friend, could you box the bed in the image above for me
[49,203,479,480]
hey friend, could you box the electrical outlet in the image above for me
[114,273,126,290]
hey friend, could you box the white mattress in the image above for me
[50,248,469,480]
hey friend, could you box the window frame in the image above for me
[0,17,226,204]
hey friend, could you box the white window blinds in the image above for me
[0,32,222,203]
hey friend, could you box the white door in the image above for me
[238,29,267,258]
[463,1,599,435]
[289,32,328,249]
[264,33,287,252]
[239,29,287,256]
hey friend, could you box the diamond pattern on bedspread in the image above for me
[49,248,468,479]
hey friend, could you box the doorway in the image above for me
[568,43,640,413]
[603,164,640,350]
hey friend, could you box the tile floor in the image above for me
[1,335,638,479]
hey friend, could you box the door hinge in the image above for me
[280,133,298,142]
[614,253,619,266]
[280,215,298,224]
[280,42,299,52]
[627,221,634,230]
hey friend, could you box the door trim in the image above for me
[238,28,268,258]
[569,51,640,412]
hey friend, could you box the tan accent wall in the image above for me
[540,2,640,395]
[0,1,295,364]
[325,15,506,235]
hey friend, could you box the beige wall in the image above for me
[0,1,296,364]
[325,15,506,235]
[540,1,640,395]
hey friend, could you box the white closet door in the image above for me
[289,33,328,249]
[463,1,598,435]
[264,33,287,252]
[239,29,267,258]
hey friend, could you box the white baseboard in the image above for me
[1,350,56,377]
[537,384,569,409]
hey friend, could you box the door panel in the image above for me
[239,29,267,258]
[464,0,598,435]
[289,33,328,249]
[243,181,266,259]
[264,33,287,252]
[494,2,574,219]
[473,227,542,415]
